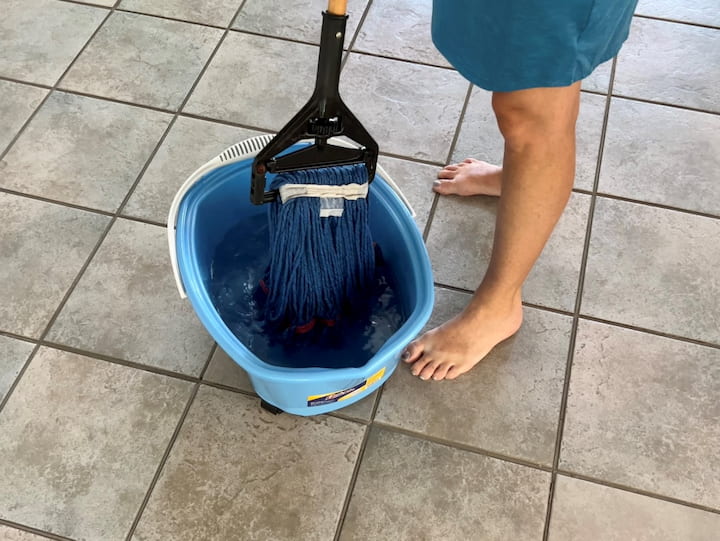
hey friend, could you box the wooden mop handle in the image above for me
[327,0,348,16]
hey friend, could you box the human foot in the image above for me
[433,158,503,197]
[401,292,523,381]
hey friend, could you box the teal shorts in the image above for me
[432,0,638,92]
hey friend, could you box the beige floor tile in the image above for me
[549,475,720,541]
[0,194,109,338]
[377,288,571,465]
[132,386,365,540]
[61,12,223,109]
[0,347,193,540]
[582,198,720,344]
[47,219,214,375]
[561,320,720,508]
[340,427,550,541]
[1,92,171,212]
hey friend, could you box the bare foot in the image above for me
[401,292,523,381]
[433,158,502,197]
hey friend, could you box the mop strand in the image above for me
[263,163,375,333]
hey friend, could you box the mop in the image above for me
[251,0,379,335]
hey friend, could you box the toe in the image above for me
[433,179,457,195]
[418,359,440,381]
[446,365,467,380]
[401,339,423,364]
[437,169,456,180]
[410,354,433,377]
[431,363,453,381]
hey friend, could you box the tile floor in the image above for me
[1,1,718,540]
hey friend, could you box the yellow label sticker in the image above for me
[307,367,386,407]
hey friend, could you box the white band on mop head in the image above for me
[278,182,369,203]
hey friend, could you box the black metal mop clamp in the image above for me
[250,0,379,205]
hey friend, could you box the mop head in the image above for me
[262,163,375,334]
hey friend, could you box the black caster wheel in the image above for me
[260,399,284,415]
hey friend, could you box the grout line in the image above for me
[373,422,553,472]
[52,87,177,114]
[0,2,123,419]
[433,282,576,318]
[332,424,372,541]
[0,519,74,541]
[422,82,474,241]
[378,150,445,168]
[123,383,201,540]
[0,6,116,164]
[114,7,226,30]
[556,470,720,515]
[40,341,202,382]
[610,93,720,117]
[344,0,374,59]
[349,48,455,71]
[231,27,319,48]
[541,55,619,541]
[198,379,258,399]
[124,339,218,540]
[633,13,720,31]
[0,330,38,345]
[575,315,720,350]
[594,191,720,220]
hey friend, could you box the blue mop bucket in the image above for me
[168,135,434,416]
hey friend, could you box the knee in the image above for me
[492,91,579,151]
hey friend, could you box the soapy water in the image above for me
[209,213,406,369]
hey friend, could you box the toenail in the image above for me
[401,350,409,360]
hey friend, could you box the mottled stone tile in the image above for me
[203,348,377,421]
[203,347,256,392]
[340,427,550,541]
[427,192,589,312]
[377,288,571,465]
[582,198,720,344]
[0,193,109,338]
[47,219,214,375]
[636,0,720,27]
[132,386,365,541]
[377,155,438,231]
[353,0,450,67]
[549,476,720,541]
[615,18,720,112]
[340,53,469,162]
[450,87,503,167]
[234,0,370,44]
[1,92,171,212]
[61,12,222,110]
[0,526,52,541]
[120,0,243,26]
[0,0,105,85]
[0,336,35,402]
[0,81,47,154]
[185,32,317,129]
[0,347,192,540]
[124,117,263,223]
[599,98,720,215]
[561,320,720,508]
[583,58,613,94]
[452,88,605,191]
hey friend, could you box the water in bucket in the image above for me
[209,213,407,370]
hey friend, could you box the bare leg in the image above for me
[403,82,581,380]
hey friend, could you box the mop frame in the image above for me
[168,134,414,300]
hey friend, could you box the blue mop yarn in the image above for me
[263,163,375,331]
